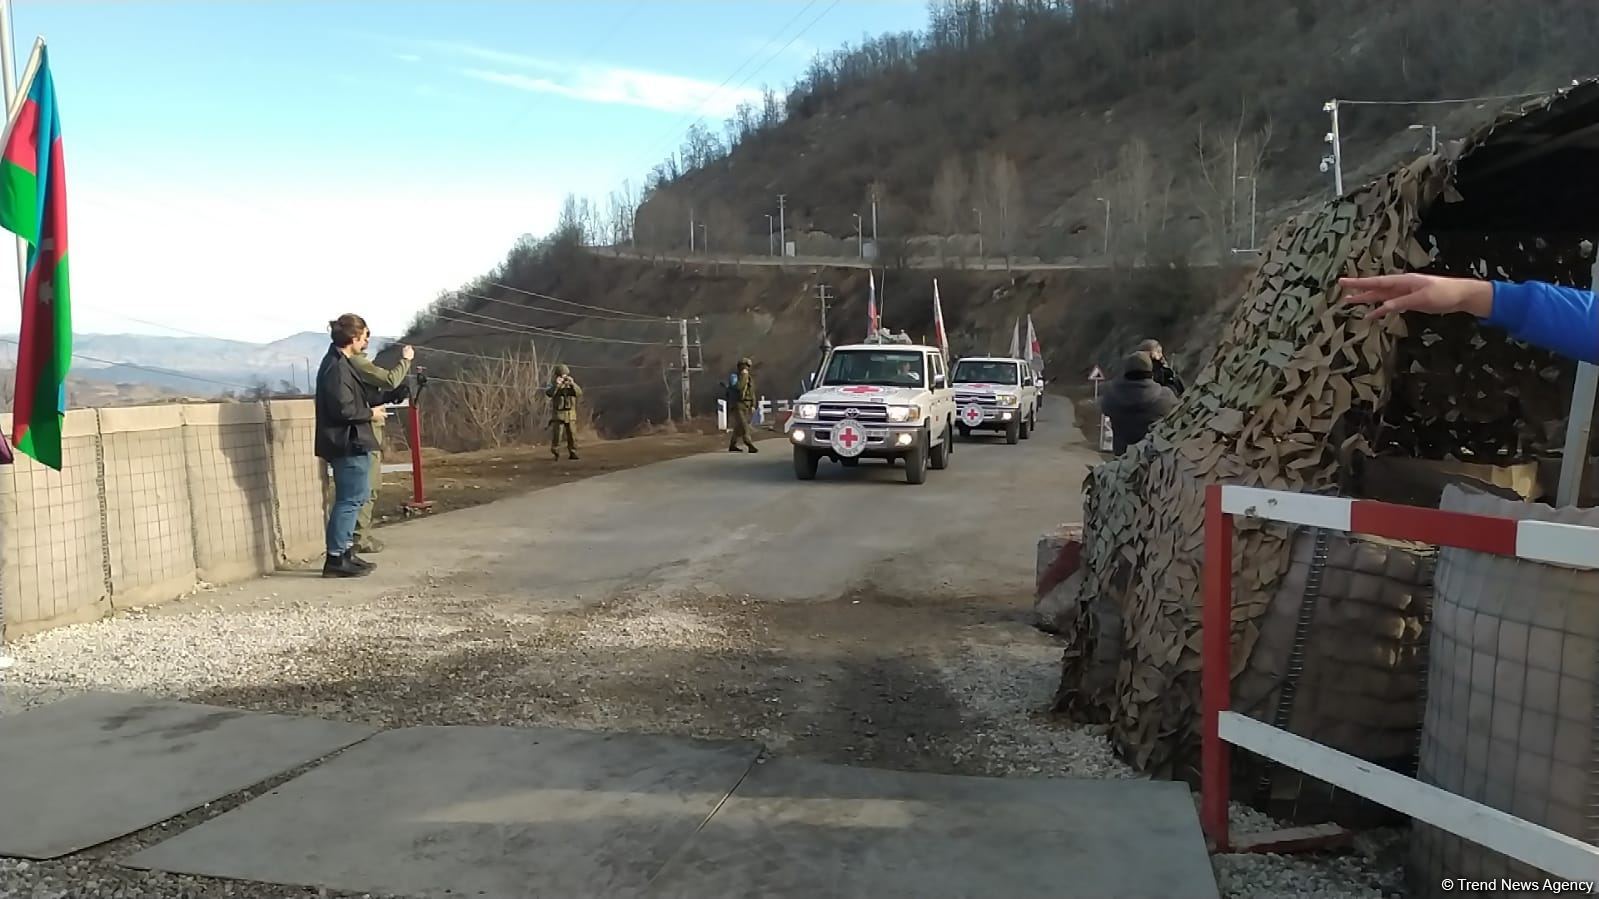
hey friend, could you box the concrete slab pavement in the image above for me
[0,693,375,859]
[646,757,1220,899]
[126,724,762,899]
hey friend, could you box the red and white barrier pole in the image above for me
[405,402,431,513]
[1200,483,1233,850]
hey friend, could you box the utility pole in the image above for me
[688,207,695,253]
[816,282,833,342]
[973,207,983,259]
[870,191,878,251]
[1323,99,1344,196]
[698,222,707,255]
[1235,176,1258,251]
[765,214,775,256]
[677,317,692,420]
[853,213,863,258]
[777,193,787,258]
[1096,197,1111,256]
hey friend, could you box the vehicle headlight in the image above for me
[886,405,920,422]
[796,403,820,420]
[996,394,1020,407]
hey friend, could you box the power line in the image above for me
[459,287,673,325]
[1335,90,1551,107]
[431,307,678,347]
[411,343,640,370]
[480,280,673,321]
[0,337,254,390]
[640,0,822,155]
[427,375,657,393]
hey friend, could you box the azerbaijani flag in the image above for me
[0,41,70,470]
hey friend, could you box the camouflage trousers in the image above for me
[353,449,381,544]
[550,420,577,456]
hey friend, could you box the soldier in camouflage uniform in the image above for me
[348,337,413,553]
[545,364,582,460]
[727,357,758,453]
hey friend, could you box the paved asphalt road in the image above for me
[333,400,1100,610]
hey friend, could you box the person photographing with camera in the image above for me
[545,364,583,460]
[348,335,414,554]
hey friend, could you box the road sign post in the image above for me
[1088,366,1109,452]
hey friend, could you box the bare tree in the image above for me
[1194,108,1273,262]
[930,156,967,261]
[983,151,1024,264]
[425,347,549,451]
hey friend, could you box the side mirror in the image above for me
[803,372,816,390]
[933,374,947,388]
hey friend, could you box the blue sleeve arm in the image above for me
[1485,281,1599,363]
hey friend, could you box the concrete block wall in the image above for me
[0,400,323,638]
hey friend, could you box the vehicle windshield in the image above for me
[820,349,925,387]
[952,360,1019,385]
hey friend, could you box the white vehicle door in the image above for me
[930,353,953,427]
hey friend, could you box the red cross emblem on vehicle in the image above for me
[841,385,881,394]
[833,420,865,457]
[961,404,985,427]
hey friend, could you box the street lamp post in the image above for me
[765,214,775,256]
[972,207,983,260]
[852,213,863,258]
[697,223,707,254]
[1236,175,1257,250]
[1409,122,1438,153]
[1096,197,1110,256]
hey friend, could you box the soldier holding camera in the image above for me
[349,338,414,554]
[546,364,583,460]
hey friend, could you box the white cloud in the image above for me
[462,64,761,117]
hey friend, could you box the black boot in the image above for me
[568,451,580,460]
[343,549,376,572]
[322,553,368,578]
[728,445,743,453]
[745,442,759,454]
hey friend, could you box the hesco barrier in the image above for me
[1410,485,1599,895]
[1054,80,1599,782]
[0,401,324,638]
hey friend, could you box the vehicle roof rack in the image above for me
[860,328,915,345]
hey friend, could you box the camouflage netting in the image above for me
[1055,83,1599,782]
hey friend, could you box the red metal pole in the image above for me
[407,403,425,507]
[1201,482,1233,851]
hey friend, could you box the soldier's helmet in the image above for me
[553,364,570,376]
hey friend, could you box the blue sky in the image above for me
[1,0,925,341]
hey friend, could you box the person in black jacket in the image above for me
[1137,339,1185,397]
[1100,351,1179,455]
[316,313,385,578]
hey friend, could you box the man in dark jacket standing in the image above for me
[1137,339,1185,397]
[1100,351,1179,455]
[316,314,383,578]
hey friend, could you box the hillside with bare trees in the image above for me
[563,0,1597,266]
[401,0,1599,443]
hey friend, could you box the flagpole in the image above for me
[0,0,19,669]
[0,0,24,303]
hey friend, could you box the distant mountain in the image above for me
[0,331,398,398]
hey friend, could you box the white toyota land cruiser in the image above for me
[950,356,1040,444]
[786,334,957,484]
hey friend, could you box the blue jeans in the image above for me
[327,454,371,556]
